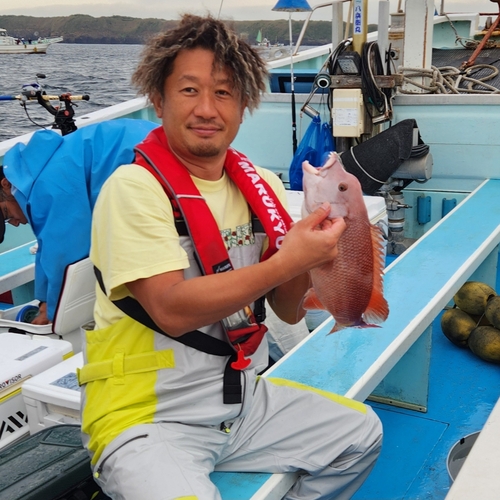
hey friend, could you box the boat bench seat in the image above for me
[0,240,36,303]
[211,179,500,500]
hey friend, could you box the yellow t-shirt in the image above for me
[90,163,287,328]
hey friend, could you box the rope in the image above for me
[393,12,500,94]
[443,13,496,50]
[396,65,500,94]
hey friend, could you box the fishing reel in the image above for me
[20,73,47,99]
[21,82,45,98]
[16,73,90,136]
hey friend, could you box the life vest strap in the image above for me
[174,213,264,237]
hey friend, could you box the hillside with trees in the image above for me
[0,14,376,45]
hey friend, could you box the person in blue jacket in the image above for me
[0,118,158,324]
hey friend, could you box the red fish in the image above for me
[301,152,389,333]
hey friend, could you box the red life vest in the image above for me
[133,126,293,367]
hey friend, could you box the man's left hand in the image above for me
[31,302,51,325]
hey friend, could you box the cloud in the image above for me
[0,1,495,23]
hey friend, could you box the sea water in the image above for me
[0,43,143,142]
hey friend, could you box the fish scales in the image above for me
[301,152,389,333]
[310,217,375,326]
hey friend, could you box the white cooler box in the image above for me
[0,302,82,354]
[285,190,388,330]
[22,351,84,435]
[0,333,73,449]
[285,189,387,230]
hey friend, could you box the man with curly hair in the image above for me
[79,14,382,500]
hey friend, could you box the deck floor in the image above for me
[353,261,500,499]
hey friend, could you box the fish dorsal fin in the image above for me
[363,224,389,323]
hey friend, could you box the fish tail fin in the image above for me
[302,287,326,311]
[364,224,390,324]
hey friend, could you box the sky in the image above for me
[0,1,495,23]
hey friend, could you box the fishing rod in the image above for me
[0,74,90,136]
[0,93,90,102]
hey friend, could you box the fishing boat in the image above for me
[0,1,499,499]
[0,28,63,54]
[255,28,289,60]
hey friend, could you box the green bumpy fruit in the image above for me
[441,308,477,347]
[453,281,496,316]
[485,295,500,330]
[468,326,500,364]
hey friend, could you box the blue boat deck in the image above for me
[354,313,500,499]
[353,269,500,499]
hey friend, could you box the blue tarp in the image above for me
[3,118,158,320]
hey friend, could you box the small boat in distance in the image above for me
[254,29,289,61]
[0,28,63,54]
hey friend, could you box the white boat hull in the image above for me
[0,36,63,54]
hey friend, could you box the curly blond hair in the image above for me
[132,14,268,113]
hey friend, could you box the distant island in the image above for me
[0,14,376,45]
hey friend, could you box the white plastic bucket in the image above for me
[446,431,480,483]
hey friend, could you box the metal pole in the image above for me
[378,0,390,74]
[289,13,298,154]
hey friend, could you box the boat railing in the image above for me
[0,97,157,161]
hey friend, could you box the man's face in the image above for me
[3,198,27,226]
[0,178,27,228]
[153,48,246,168]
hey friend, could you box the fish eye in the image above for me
[338,183,348,192]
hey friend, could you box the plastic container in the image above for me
[0,424,107,500]
[15,304,40,323]
[0,333,73,450]
[0,301,53,335]
[447,431,480,483]
[22,352,84,435]
[0,301,82,354]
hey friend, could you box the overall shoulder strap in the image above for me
[94,266,243,404]
[93,267,233,356]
